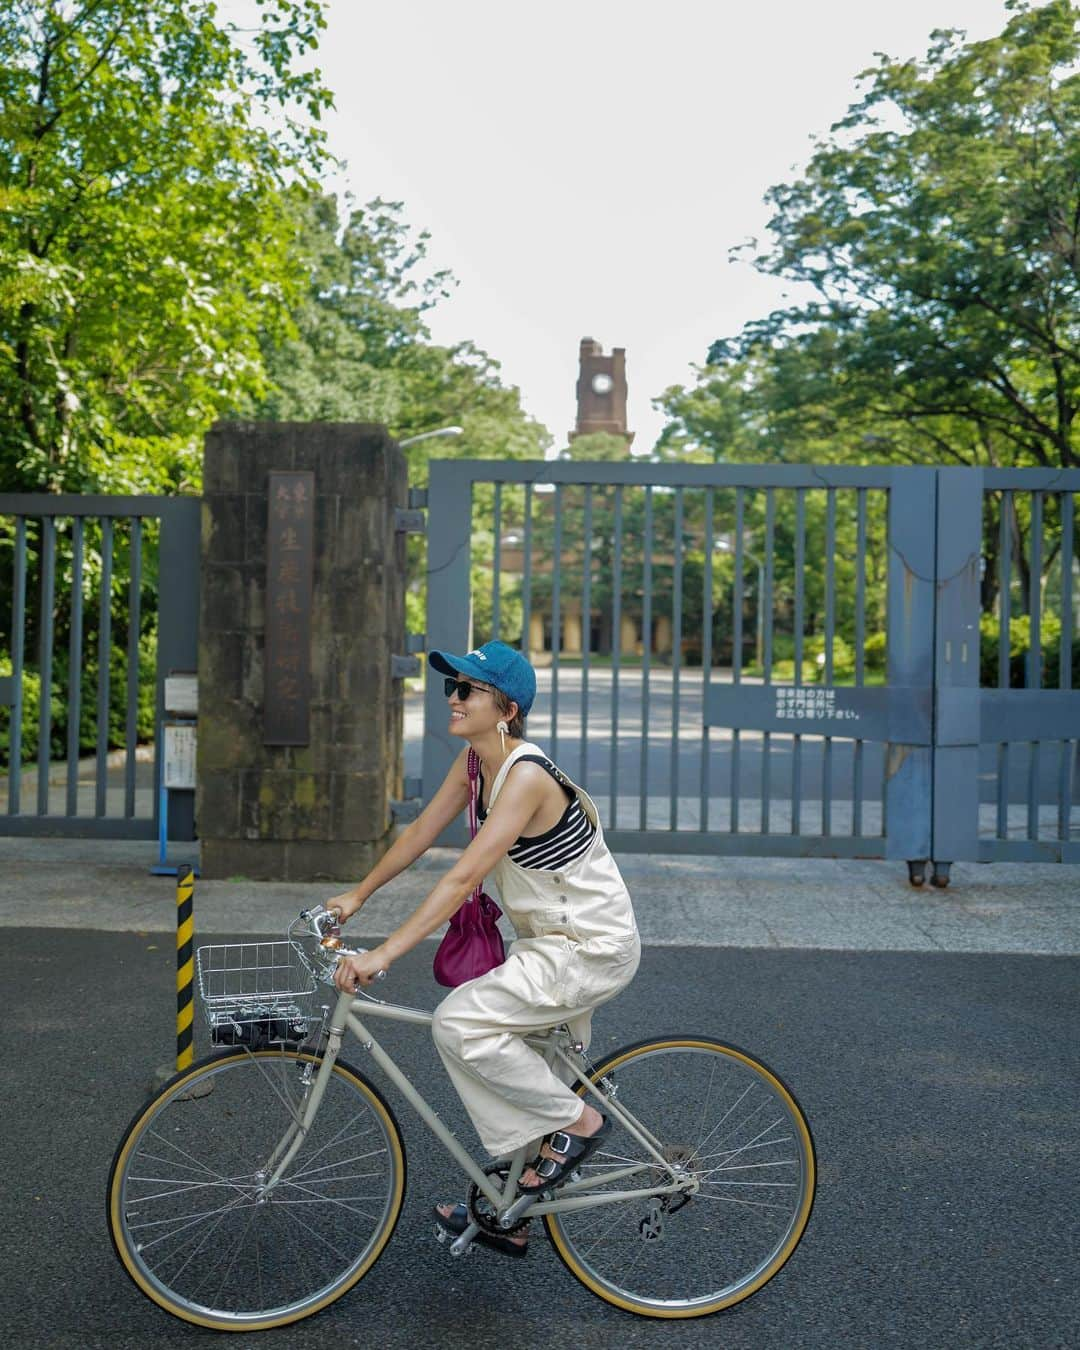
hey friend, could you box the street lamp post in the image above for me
[714,536,765,672]
[397,426,464,448]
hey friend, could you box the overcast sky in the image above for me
[311,0,1014,453]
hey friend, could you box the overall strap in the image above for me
[488,742,546,807]
[514,754,576,802]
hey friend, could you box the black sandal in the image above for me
[518,1115,613,1194]
[433,1203,530,1258]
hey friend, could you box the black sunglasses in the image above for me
[444,677,492,701]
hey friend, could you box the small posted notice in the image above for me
[163,723,197,789]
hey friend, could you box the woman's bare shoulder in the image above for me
[502,757,563,802]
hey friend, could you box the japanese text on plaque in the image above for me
[265,470,314,745]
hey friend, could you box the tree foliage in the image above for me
[0,0,333,494]
[658,0,1080,471]
[245,190,550,482]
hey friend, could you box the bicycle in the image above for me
[107,907,816,1331]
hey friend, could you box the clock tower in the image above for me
[569,337,634,448]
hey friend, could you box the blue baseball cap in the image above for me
[429,640,536,717]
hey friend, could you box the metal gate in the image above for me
[933,468,1080,867]
[0,494,199,838]
[420,460,1079,872]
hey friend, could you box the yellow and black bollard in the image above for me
[149,861,209,1097]
[175,864,195,1072]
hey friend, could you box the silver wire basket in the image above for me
[196,940,321,1047]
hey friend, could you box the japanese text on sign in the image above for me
[774,687,860,722]
[265,470,314,745]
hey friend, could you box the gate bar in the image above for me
[36,519,56,816]
[8,518,27,813]
[1027,492,1043,840]
[125,519,142,818]
[670,488,683,829]
[761,489,775,833]
[639,488,653,831]
[521,484,533,660]
[95,519,113,817]
[823,490,837,835]
[700,489,713,831]
[731,488,745,832]
[66,518,84,816]
[997,491,1012,837]
[930,467,981,865]
[853,489,867,835]
[609,486,623,828]
[885,467,937,862]
[1059,491,1074,841]
[792,488,806,835]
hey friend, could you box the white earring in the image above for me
[497,720,509,756]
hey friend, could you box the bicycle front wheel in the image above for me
[544,1036,815,1318]
[108,1049,406,1331]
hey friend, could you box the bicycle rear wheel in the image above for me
[544,1036,815,1318]
[107,1048,406,1331]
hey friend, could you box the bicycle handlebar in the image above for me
[297,905,387,982]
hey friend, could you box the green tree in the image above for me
[243,188,552,643]
[659,0,1080,472]
[0,0,333,495]
[247,189,550,479]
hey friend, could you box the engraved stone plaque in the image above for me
[264,470,314,745]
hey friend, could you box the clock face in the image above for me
[591,372,614,395]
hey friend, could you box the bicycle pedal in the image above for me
[434,1225,448,1244]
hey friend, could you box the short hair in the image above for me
[493,687,526,738]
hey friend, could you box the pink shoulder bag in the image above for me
[432,749,506,988]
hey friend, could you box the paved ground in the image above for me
[0,831,1076,1348]
[2,835,1077,956]
[1,932,1076,1350]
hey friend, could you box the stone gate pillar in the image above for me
[198,422,407,880]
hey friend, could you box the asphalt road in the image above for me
[3,932,1076,1350]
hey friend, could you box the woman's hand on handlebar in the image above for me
[326,889,363,923]
[333,947,389,992]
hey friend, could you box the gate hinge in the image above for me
[405,632,426,655]
[392,654,421,678]
[391,777,423,823]
[395,507,426,534]
[408,488,428,509]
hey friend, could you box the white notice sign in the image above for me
[163,723,197,789]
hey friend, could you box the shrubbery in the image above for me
[0,628,156,765]
[979,614,1080,689]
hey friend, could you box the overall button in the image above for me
[553,873,565,885]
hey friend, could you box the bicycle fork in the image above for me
[257,1003,349,1197]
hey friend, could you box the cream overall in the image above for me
[431,742,641,1156]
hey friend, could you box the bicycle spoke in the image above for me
[111,1052,403,1327]
[546,1041,814,1316]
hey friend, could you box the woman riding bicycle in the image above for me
[329,639,640,1253]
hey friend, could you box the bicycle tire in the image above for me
[543,1035,815,1319]
[107,1048,406,1331]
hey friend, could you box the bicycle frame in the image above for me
[258,984,691,1222]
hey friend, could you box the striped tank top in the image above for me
[477,754,596,871]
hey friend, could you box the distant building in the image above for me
[499,339,667,662]
[569,338,635,448]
